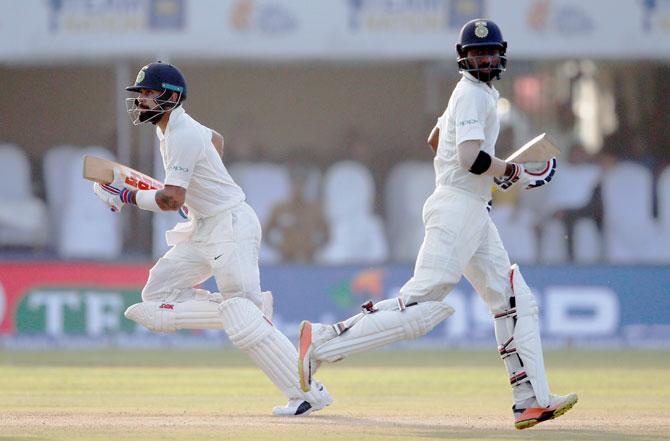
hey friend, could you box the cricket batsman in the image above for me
[297,19,577,429]
[92,61,331,416]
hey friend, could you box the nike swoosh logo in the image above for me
[214,254,224,260]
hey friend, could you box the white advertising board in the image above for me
[2,0,670,62]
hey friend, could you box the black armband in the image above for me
[468,150,492,175]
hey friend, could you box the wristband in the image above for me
[468,150,492,175]
[135,189,162,212]
[119,188,134,204]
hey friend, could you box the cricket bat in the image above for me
[82,155,163,190]
[505,133,560,163]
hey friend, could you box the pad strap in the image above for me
[333,297,410,336]
[494,303,531,388]
[314,299,454,363]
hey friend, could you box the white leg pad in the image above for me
[219,297,323,403]
[494,264,551,407]
[313,298,454,363]
[261,291,274,322]
[125,300,224,332]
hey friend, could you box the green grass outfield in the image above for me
[0,349,668,441]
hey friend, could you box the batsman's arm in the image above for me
[427,126,439,153]
[425,129,514,176]
[456,140,557,191]
[132,185,186,212]
[458,140,511,176]
[212,130,224,158]
[424,124,514,177]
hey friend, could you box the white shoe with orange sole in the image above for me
[513,392,578,429]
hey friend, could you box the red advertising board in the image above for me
[0,262,150,333]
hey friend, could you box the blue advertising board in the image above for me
[217,264,670,345]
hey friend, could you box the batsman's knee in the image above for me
[400,282,455,306]
[492,264,537,313]
[140,284,163,302]
[218,297,273,349]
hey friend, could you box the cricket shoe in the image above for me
[272,382,333,417]
[298,321,337,392]
[514,392,578,430]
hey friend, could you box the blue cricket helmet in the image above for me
[456,19,507,82]
[126,61,187,100]
[125,61,187,125]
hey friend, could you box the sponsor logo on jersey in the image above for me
[458,119,478,127]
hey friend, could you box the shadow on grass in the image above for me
[0,438,50,441]
[412,429,667,441]
[313,415,664,441]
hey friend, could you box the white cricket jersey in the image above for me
[156,106,245,219]
[433,72,500,202]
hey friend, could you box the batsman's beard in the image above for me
[138,107,164,124]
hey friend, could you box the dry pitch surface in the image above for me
[0,350,668,441]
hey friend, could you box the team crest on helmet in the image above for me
[135,67,147,84]
[474,21,489,38]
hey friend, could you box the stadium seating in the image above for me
[228,162,291,263]
[317,160,388,264]
[28,151,669,265]
[657,166,670,262]
[573,218,602,263]
[491,204,538,264]
[0,144,48,249]
[384,161,434,262]
[602,161,656,263]
[546,162,602,213]
[299,164,323,202]
[43,145,81,249]
[539,218,568,264]
[58,146,122,259]
[535,161,601,263]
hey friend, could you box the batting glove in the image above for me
[92,168,134,212]
[495,158,557,191]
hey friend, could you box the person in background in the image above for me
[265,166,329,263]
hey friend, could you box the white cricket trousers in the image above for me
[141,202,263,307]
[400,186,511,312]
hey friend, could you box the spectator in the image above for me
[264,166,329,262]
[549,144,603,260]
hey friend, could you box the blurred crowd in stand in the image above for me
[0,82,670,264]
[2,111,669,265]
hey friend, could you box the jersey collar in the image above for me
[461,72,499,98]
[156,105,186,140]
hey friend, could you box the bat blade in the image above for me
[82,155,163,190]
[82,155,115,184]
[505,133,560,163]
